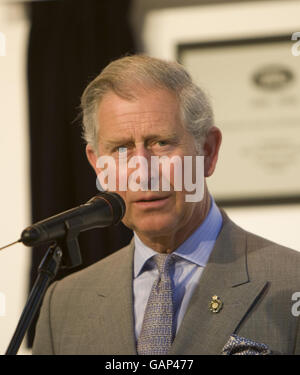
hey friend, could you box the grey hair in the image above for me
[80,54,214,154]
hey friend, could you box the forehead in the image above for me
[96,88,184,138]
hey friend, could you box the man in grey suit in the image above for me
[33,55,300,355]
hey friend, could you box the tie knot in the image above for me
[153,253,175,275]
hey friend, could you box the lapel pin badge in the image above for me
[209,295,223,313]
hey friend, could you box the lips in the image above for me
[134,195,170,203]
[132,194,171,209]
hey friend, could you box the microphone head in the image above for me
[108,193,126,223]
[88,192,126,224]
[20,193,126,247]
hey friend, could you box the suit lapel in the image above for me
[82,240,137,355]
[170,211,268,354]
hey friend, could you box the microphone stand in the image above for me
[5,217,83,355]
[5,244,62,355]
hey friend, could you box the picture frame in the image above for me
[177,35,300,206]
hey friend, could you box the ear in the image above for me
[86,144,99,175]
[203,126,222,177]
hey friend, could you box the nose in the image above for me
[128,144,152,191]
[135,143,152,159]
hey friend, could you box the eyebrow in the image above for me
[101,133,179,147]
[100,138,134,149]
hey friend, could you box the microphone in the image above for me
[20,192,126,247]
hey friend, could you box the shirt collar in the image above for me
[133,196,223,277]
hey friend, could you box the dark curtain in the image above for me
[27,0,135,347]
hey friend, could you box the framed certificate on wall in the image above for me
[178,35,300,205]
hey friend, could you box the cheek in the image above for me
[116,165,128,191]
[173,195,198,226]
[116,191,131,224]
[159,156,184,192]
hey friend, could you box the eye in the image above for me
[157,140,169,147]
[151,138,177,152]
[111,146,127,154]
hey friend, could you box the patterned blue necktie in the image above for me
[137,253,175,355]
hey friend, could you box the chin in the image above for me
[130,215,179,237]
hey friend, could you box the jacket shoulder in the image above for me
[54,240,134,291]
[221,209,300,260]
[228,215,300,280]
[244,225,300,261]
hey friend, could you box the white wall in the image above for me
[142,0,300,252]
[0,3,31,355]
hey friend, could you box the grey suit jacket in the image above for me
[32,210,300,354]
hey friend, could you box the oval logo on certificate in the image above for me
[252,65,294,90]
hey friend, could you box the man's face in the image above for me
[87,87,207,241]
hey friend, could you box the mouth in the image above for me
[133,195,171,209]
